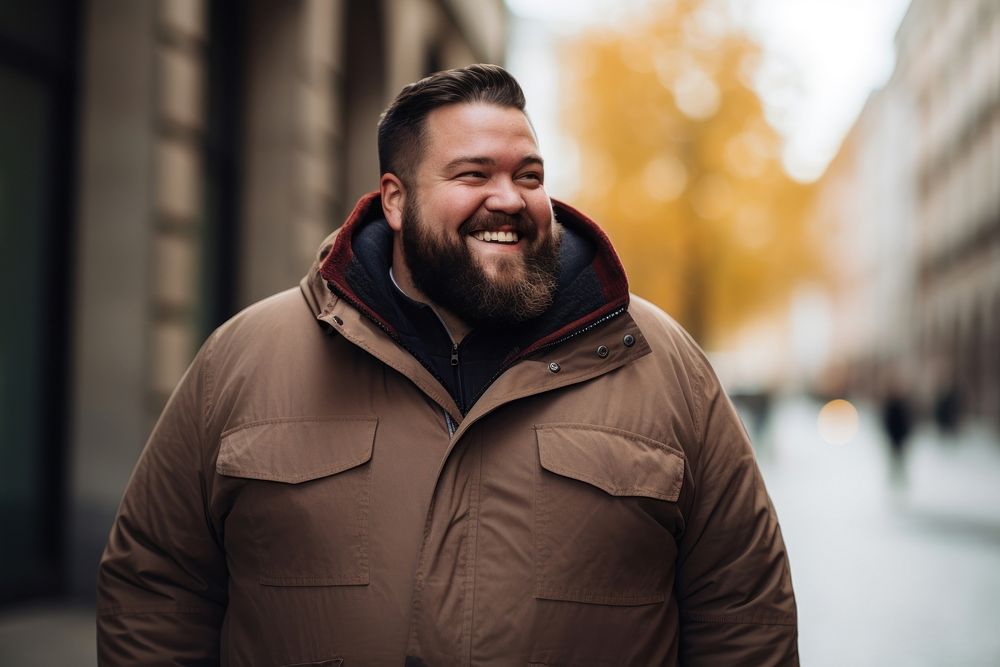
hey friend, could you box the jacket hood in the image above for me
[306,191,630,361]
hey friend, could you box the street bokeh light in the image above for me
[817,399,859,445]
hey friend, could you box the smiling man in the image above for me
[98,65,798,666]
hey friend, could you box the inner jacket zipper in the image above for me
[328,281,469,437]
[451,342,465,413]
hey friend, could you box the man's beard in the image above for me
[401,198,561,326]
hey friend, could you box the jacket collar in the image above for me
[311,192,631,364]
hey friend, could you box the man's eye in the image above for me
[519,172,543,183]
[459,171,487,179]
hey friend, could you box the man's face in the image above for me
[398,103,561,324]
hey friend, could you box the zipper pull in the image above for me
[451,343,459,367]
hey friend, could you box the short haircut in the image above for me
[377,64,527,185]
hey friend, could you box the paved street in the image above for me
[2,395,999,665]
[758,396,1000,667]
[0,600,95,666]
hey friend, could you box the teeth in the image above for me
[473,230,519,244]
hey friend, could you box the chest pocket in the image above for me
[217,416,377,586]
[533,423,684,606]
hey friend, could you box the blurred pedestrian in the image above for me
[933,384,961,439]
[881,386,913,484]
[731,388,774,454]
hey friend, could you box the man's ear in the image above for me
[380,173,406,232]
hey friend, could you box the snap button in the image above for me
[548,362,561,373]
[596,345,609,358]
[623,334,635,347]
[333,315,344,325]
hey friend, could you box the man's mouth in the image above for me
[471,230,520,244]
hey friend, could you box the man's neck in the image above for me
[388,259,471,345]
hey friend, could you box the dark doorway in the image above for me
[343,0,386,218]
[0,0,81,603]
[202,0,247,335]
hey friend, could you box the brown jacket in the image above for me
[97,195,797,666]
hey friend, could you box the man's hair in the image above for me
[377,64,527,185]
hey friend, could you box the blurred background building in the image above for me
[1,0,504,607]
[906,0,1000,430]
[818,0,999,429]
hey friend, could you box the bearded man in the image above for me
[97,64,798,666]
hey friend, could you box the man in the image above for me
[98,64,797,666]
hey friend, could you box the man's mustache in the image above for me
[460,212,535,237]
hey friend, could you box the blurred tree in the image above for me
[561,0,819,345]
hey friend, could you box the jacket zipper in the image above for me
[540,306,627,351]
[451,343,466,414]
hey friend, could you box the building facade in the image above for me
[813,83,919,398]
[815,0,999,427]
[0,0,505,604]
[898,0,1000,428]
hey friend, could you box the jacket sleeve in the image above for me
[675,369,798,666]
[97,337,227,665]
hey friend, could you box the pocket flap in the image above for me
[535,423,684,501]
[217,416,377,483]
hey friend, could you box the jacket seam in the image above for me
[97,605,222,617]
[202,332,216,432]
[692,360,709,450]
[536,464,677,500]
[463,436,484,663]
[687,347,712,483]
[199,333,224,554]
[534,422,678,452]
[220,414,377,438]
[406,484,439,656]
[535,588,666,604]
[216,456,372,483]
[681,612,797,626]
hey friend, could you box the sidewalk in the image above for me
[758,396,1000,667]
[0,600,95,666]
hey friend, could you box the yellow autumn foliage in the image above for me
[560,0,820,345]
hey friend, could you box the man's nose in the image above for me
[485,178,526,215]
